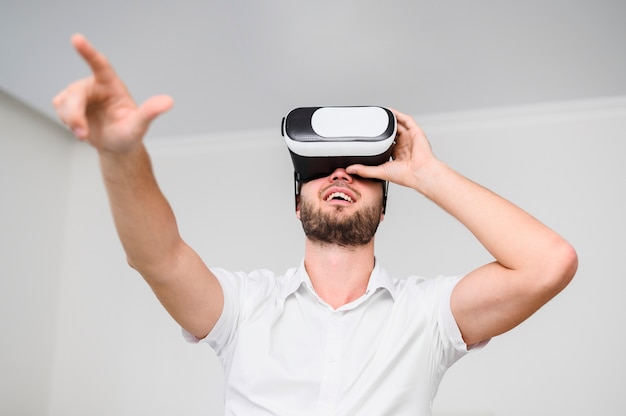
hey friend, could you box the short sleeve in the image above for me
[181,267,241,355]
[436,275,489,362]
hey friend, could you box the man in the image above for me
[53,34,578,415]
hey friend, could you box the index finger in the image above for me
[71,33,117,83]
[390,108,428,141]
[390,108,418,130]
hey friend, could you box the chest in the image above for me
[223,290,440,414]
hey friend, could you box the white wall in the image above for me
[0,90,73,415]
[420,98,626,415]
[4,95,624,415]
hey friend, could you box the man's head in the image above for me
[296,168,385,247]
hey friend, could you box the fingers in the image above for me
[390,108,424,136]
[346,163,387,181]
[71,33,117,83]
[52,78,91,140]
[52,34,116,140]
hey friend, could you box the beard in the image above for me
[299,198,383,248]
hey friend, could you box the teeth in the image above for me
[326,192,353,202]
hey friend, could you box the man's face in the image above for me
[296,168,385,247]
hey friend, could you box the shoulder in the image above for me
[383,271,463,317]
[210,266,301,299]
[392,273,462,298]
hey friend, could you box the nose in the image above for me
[328,168,353,183]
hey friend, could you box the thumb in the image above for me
[346,163,387,181]
[136,94,174,128]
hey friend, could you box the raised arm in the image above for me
[347,109,578,346]
[53,34,223,340]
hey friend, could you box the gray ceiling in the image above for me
[2,0,625,139]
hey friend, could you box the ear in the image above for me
[294,172,302,216]
[295,195,301,219]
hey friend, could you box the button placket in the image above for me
[317,311,344,410]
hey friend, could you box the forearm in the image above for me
[414,160,575,275]
[98,144,183,277]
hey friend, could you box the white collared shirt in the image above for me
[184,261,476,416]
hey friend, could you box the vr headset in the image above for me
[281,106,396,212]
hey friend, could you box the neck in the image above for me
[303,238,376,309]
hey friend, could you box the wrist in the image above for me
[410,159,453,200]
[98,143,151,181]
[97,141,145,160]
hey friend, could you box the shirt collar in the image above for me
[281,258,397,303]
[366,259,397,300]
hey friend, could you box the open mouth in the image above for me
[325,191,354,203]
